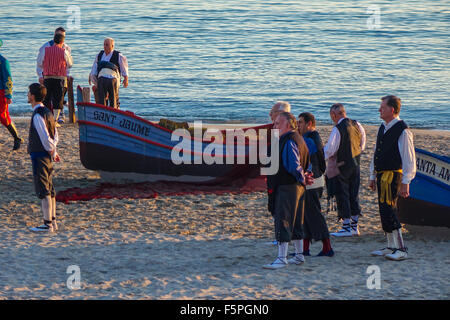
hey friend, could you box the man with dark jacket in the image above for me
[27,83,60,232]
[264,112,313,269]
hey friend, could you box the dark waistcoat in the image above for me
[97,50,121,74]
[374,120,408,171]
[28,106,55,154]
[304,130,326,178]
[268,130,310,190]
[336,118,362,174]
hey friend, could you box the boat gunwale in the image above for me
[76,102,273,146]
[416,148,450,164]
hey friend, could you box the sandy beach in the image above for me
[0,118,449,300]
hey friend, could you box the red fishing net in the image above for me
[56,176,267,204]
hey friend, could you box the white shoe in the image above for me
[52,220,58,232]
[263,257,288,270]
[351,225,360,236]
[288,253,305,265]
[330,228,352,237]
[385,249,408,261]
[30,224,53,233]
[371,247,395,256]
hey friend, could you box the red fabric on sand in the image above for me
[56,176,267,204]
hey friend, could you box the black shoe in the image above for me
[6,123,22,150]
[13,138,24,151]
[289,250,311,257]
[317,249,335,257]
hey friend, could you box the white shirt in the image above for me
[36,41,72,78]
[89,51,129,84]
[369,117,416,184]
[32,103,59,155]
[324,117,366,160]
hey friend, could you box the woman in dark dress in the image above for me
[298,112,334,257]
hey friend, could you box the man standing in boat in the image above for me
[0,39,24,150]
[89,38,129,109]
[264,112,312,269]
[324,103,366,237]
[369,95,416,261]
[27,83,60,232]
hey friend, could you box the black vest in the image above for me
[336,118,362,174]
[27,106,56,154]
[304,130,326,178]
[374,120,408,171]
[97,50,121,74]
[267,130,310,190]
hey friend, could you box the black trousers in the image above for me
[31,155,55,199]
[43,78,65,111]
[335,166,361,220]
[97,77,119,109]
[376,172,402,233]
[303,187,330,240]
[273,184,305,243]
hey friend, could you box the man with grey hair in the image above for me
[89,38,129,109]
[267,101,292,245]
[269,101,291,123]
[264,112,313,269]
[324,103,366,237]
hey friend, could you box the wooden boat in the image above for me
[398,148,450,227]
[76,87,272,183]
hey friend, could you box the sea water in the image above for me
[1,0,449,129]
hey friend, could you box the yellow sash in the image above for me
[378,170,402,206]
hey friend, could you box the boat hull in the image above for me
[398,197,450,228]
[398,148,450,228]
[77,100,271,184]
[79,141,261,184]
